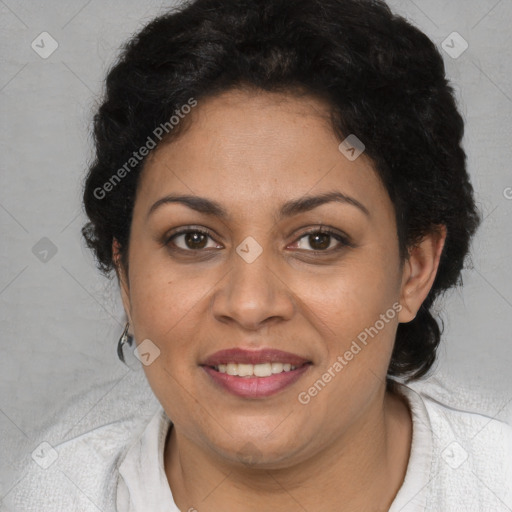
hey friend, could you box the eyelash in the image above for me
[164,226,354,255]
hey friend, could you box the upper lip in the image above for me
[201,348,311,367]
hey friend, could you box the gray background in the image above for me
[1,0,511,500]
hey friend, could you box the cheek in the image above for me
[126,248,221,392]
[297,252,400,337]
[295,254,402,406]
[127,249,203,338]
[126,257,206,422]
[296,265,401,422]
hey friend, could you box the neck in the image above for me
[164,387,412,512]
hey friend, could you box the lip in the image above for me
[200,348,312,399]
[201,348,310,367]
[202,363,311,398]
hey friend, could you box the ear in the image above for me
[398,226,447,323]
[112,238,132,324]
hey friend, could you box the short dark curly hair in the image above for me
[82,0,480,383]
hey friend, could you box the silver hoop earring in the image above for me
[117,322,134,364]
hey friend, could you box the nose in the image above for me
[211,244,295,331]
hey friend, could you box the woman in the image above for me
[6,0,511,510]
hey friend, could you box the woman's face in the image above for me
[118,89,429,467]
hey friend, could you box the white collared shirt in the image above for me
[5,381,512,511]
[115,383,512,511]
[116,408,178,511]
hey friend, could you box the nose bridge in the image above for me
[212,237,294,329]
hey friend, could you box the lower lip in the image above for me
[202,364,311,398]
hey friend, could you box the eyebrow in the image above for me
[147,191,370,220]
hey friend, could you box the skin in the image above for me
[115,88,446,512]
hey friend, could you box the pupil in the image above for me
[310,233,330,250]
[186,232,207,249]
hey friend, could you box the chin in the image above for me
[206,427,308,469]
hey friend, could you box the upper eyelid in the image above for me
[167,228,220,247]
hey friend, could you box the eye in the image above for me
[291,228,352,252]
[166,228,222,251]
[164,226,352,254]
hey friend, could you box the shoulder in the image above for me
[407,375,512,466]
[3,369,160,512]
[397,377,512,511]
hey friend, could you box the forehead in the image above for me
[136,89,389,219]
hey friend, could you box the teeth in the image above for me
[238,363,254,377]
[271,363,284,373]
[215,362,299,376]
[226,363,238,376]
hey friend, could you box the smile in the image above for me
[212,362,301,377]
[202,361,312,398]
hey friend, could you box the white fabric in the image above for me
[390,384,512,511]
[3,375,512,512]
[116,410,177,511]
